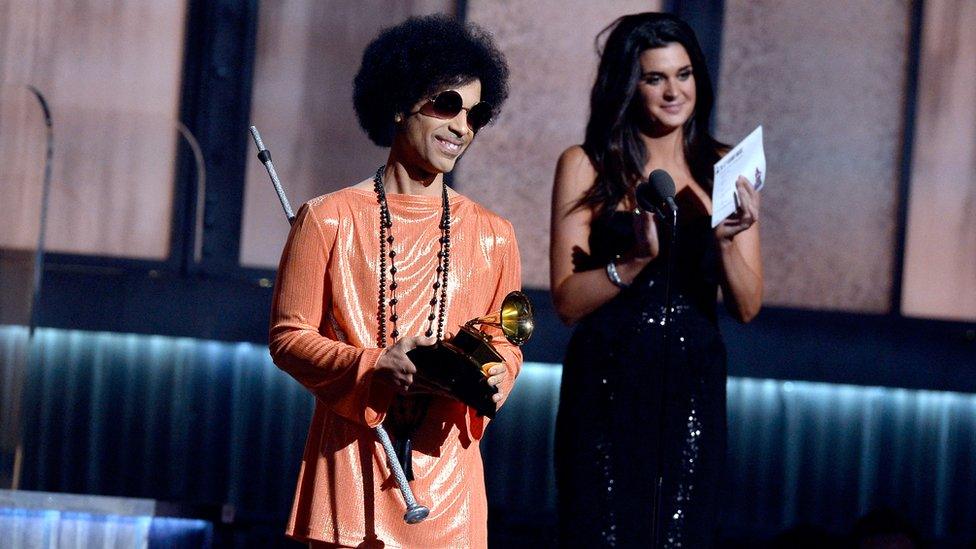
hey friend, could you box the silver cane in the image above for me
[248,126,295,223]
[248,126,430,524]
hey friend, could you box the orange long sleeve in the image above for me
[270,200,393,427]
[269,187,523,547]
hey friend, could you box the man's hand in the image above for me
[482,362,507,403]
[374,335,435,393]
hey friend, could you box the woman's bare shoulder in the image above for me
[557,145,596,173]
[555,145,598,193]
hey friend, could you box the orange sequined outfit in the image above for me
[269,186,522,548]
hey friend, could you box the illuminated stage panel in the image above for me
[717,1,912,313]
[487,366,976,542]
[901,0,976,322]
[724,377,976,541]
[0,490,212,548]
[4,329,974,543]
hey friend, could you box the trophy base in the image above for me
[406,326,501,418]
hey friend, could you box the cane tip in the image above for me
[404,505,430,524]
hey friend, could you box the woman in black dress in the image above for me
[550,13,763,547]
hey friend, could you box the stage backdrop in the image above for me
[901,0,976,322]
[0,0,187,259]
[0,1,971,322]
[453,0,658,288]
[237,0,976,324]
[240,0,455,267]
[716,0,911,314]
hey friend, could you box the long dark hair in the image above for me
[578,12,724,216]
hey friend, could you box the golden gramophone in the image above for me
[407,291,534,418]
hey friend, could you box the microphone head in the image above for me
[635,169,677,212]
[648,169,676,199]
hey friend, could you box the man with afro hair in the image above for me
[270,14,521,548]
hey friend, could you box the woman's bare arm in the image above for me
[550,146,655,325]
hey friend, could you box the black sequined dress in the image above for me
[555,210,727,547]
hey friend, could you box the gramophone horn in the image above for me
[469,290,534,346]
[500,291,534,345]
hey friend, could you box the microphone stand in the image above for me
[9,85,54,492]
[27,85,53,338]
[249,126,430,524]
[650,204,678,547]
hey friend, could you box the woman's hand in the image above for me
[714,175,763,322]
[482,362,507,403]
[374,335,435,393]
[715,176,760,241]
[631,209,661,260]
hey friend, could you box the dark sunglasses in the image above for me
[413,90,493,132]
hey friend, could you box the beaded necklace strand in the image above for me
[373,165,452,480]
[373,165,451,347]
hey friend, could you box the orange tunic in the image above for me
[269,186,522,547]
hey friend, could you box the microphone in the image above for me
[636,169,678,215]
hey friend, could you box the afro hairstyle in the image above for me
[353,14,509,147]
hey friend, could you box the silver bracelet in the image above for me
[605,258,629,289]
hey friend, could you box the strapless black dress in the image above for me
[555,210,727,547]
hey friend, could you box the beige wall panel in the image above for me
[0,86,48,251]
[241,0,455,268]
[901,1,976,321]
[717,0,911,313]
[456,0,660,288]
[0,1,187,258]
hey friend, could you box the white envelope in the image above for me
[711,125,765,228]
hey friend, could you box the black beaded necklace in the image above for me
[373,165,451,348]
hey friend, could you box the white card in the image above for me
[711,125,766,228]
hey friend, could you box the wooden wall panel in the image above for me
[717,0,912,313]
[240,0,455,268]
[0,1,187,259]
[901,0,976,322]
[0,86,48,253]
[457,0,659,288]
